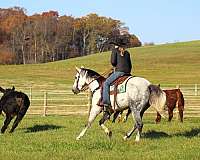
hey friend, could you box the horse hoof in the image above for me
[76,137,80,141]
[123,136,128,141]
[118,118,122,123]
[135,137,140,142]
[123,119,127,123]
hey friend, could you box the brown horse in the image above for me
[113,88,184,123]
[155,88,184,123]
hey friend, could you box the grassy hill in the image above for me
[0,40,200,87]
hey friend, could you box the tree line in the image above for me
[0,7,141,64]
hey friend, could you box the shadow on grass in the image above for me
[143,130,171,139]
[143,128,200,139]
[25,124,64,133]
[175,128,200,138]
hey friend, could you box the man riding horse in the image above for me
[102,37,132,117]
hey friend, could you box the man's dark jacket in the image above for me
[111,48,132,74]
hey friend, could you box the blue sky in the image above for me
[1,0,200,44]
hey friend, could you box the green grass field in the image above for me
[0,115,200,160]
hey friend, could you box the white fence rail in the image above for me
[0,84,200,117]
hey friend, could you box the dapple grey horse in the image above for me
[72,67,166,141]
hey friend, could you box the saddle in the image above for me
[97,74,132,109]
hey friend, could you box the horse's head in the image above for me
[72,66,89,94]
[72,66,102,94]
[0,86,15,101]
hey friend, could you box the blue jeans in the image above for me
[102,71,125,105]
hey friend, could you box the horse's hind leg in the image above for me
[1,115,13,133]
[178,105,184,122]
[76,105,102,140]
[123,110,143,142]
[9,106,28,133]
[124,100,149,142]
[9,114,24,133]
[155,112,161,123]
[168,107,174,122]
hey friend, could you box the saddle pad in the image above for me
[110,76,132,94]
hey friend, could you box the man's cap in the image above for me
[109,37,128,47]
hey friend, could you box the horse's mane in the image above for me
[82,68,104,79]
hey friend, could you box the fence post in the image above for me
[29,86,32,106]
[43,91,47,116]
[87,90,92,118]
[195,84,198,96]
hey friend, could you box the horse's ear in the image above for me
[12,86,15,91]
[0,87,5,93]
[75,66,81,73]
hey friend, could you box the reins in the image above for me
[80,68,113,92]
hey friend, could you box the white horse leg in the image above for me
[100,124,111,135]
[123,124,137,140]
[135,130,140,142]
[76,105,102,140]
[76,126,88,140]
[99,112,112,138]
[133,111,143,142]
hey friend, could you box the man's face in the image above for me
[118,47,124,52]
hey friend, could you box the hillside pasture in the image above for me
[0,41,200,87]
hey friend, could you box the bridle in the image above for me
[75,72,100,92]
[74,68,112,93]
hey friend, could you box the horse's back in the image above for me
[2,91,30,113]
[164,89,184,109]
[124,76,151,101]
[127,76,151,89]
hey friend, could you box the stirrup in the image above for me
[103,105,112,115]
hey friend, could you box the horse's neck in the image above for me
[87,76,105,93]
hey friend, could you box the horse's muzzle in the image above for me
[72,88,79,94]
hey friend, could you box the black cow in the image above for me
[0,86,30,133]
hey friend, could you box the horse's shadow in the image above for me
[143,130,171,139]
[143,128,200,139]
[24,124,64,133]
[174,128,200,138]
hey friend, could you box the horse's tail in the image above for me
[148,84,167,118]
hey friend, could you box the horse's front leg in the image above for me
[123,108,131,123]
[1,115,13,133]
[76,104,102,140]
[99,111,112,138]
